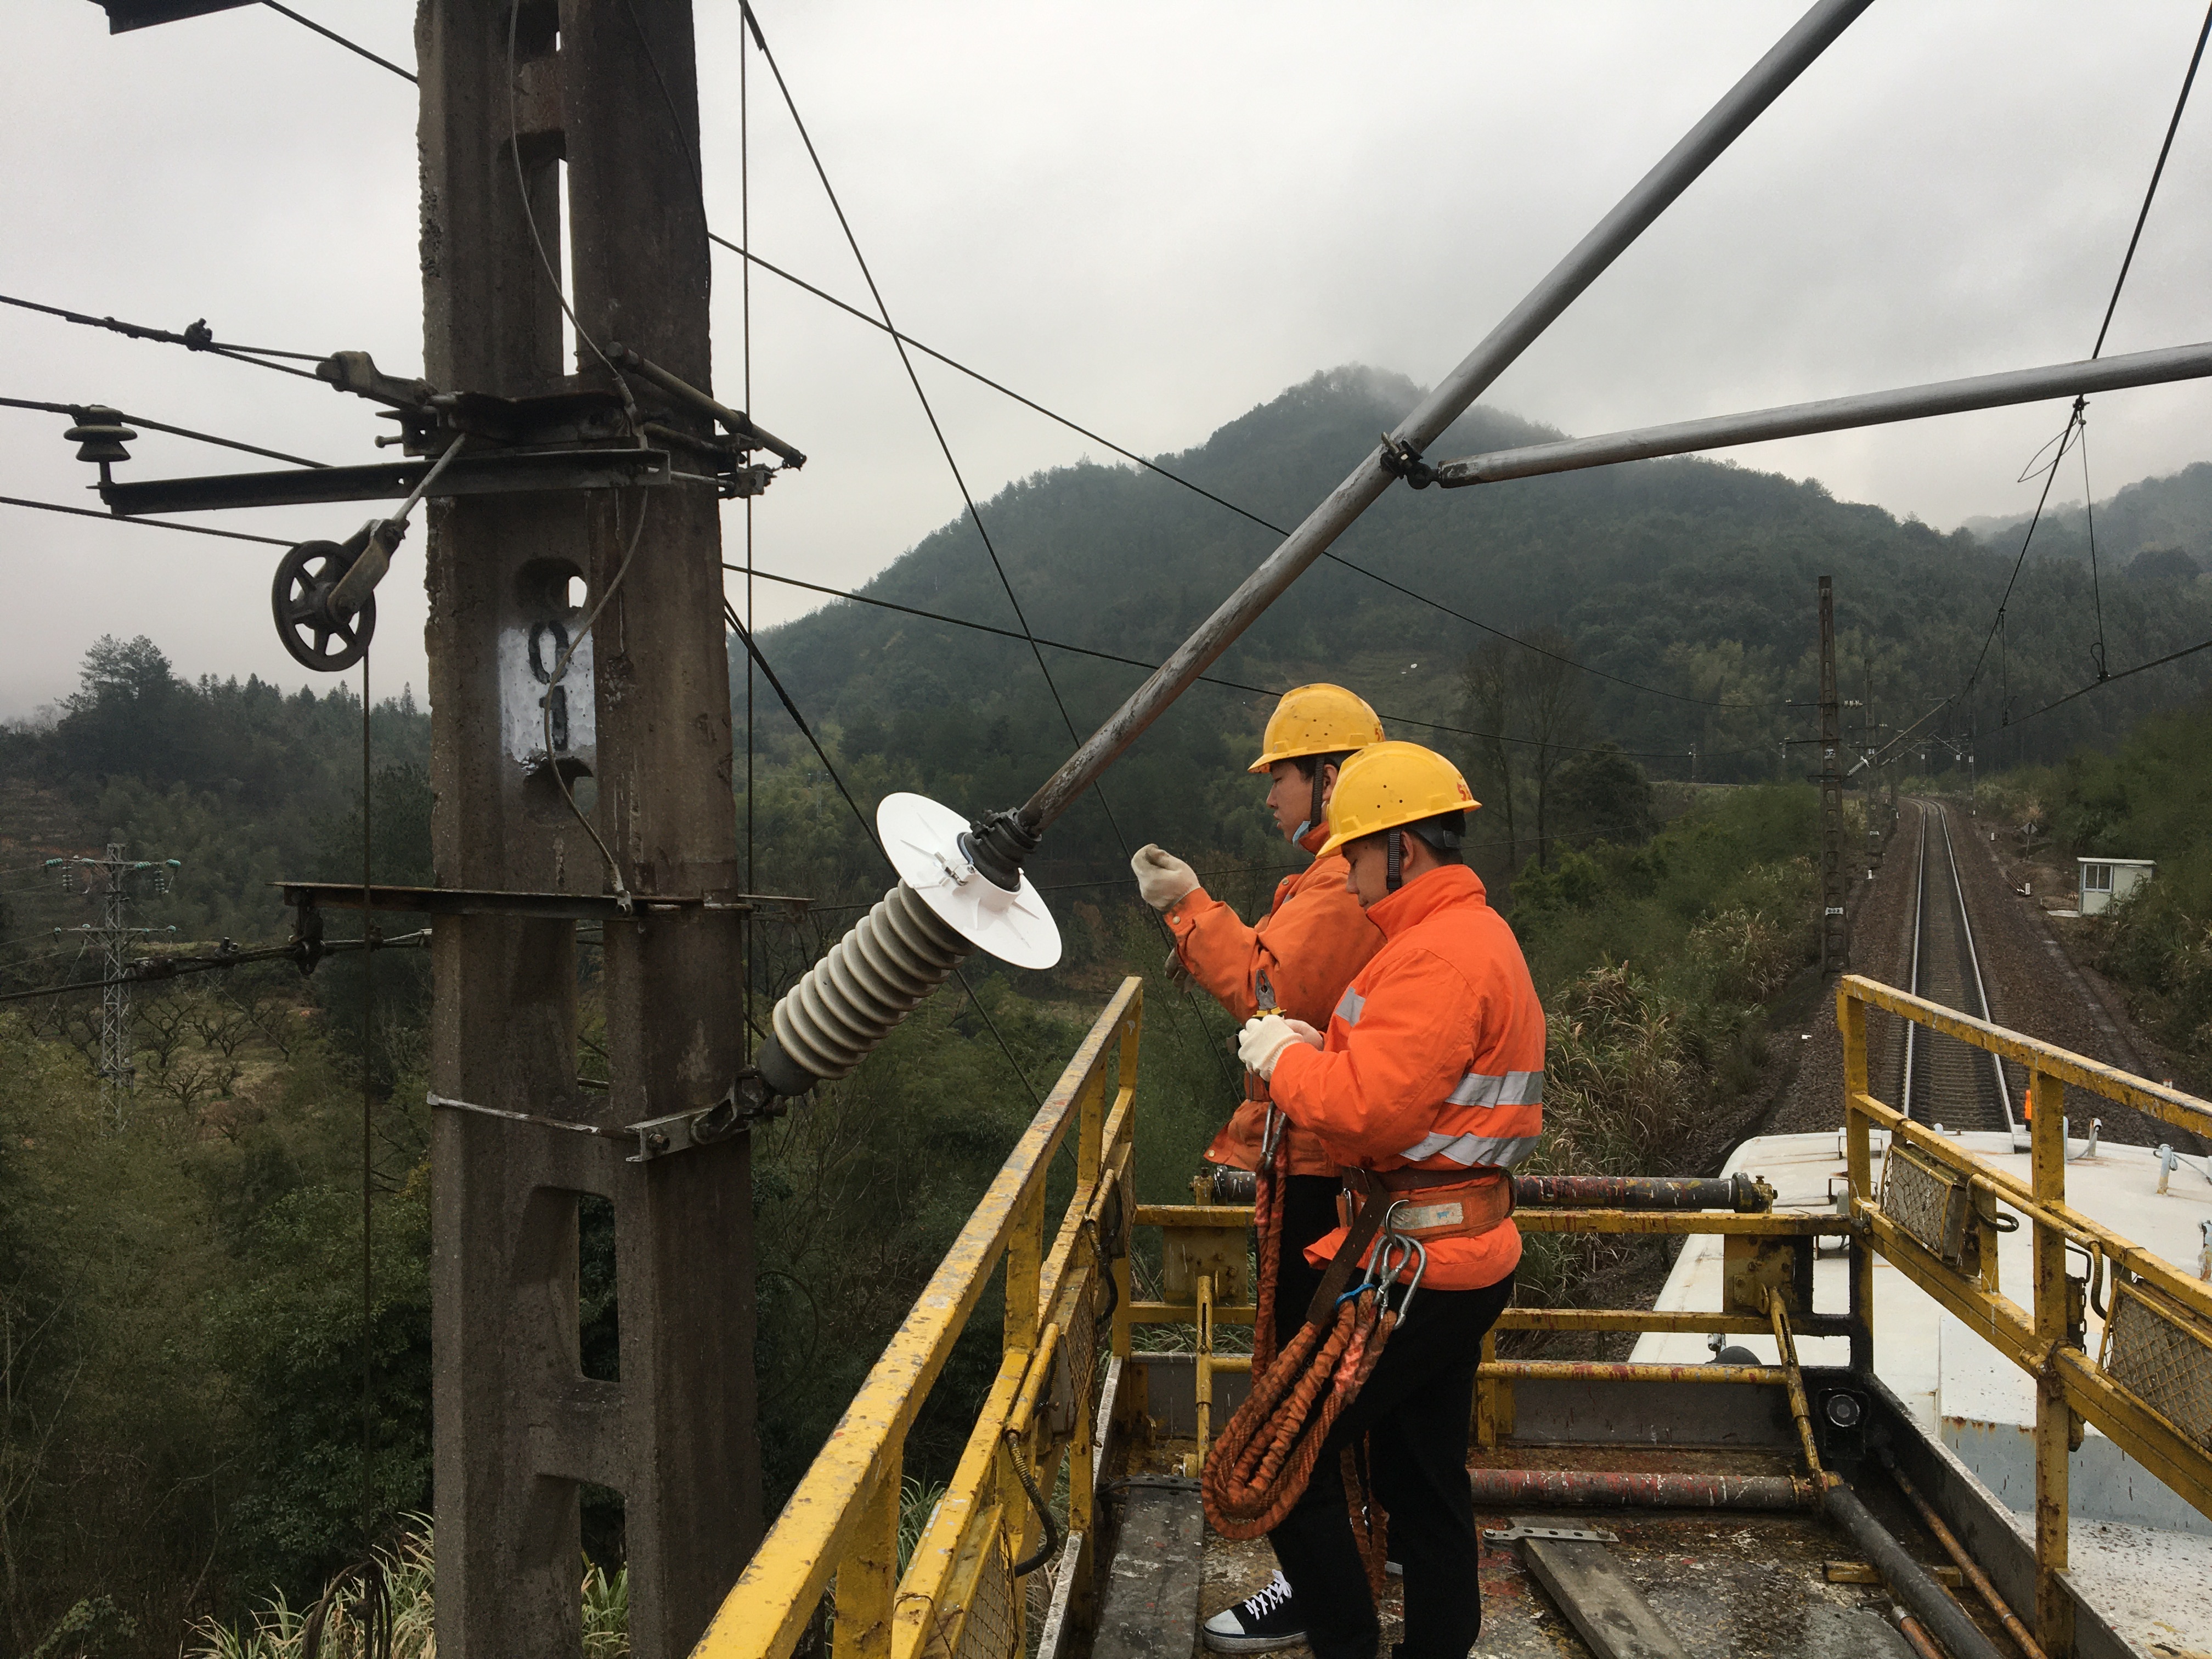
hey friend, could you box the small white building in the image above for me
[2077,856,2155,915]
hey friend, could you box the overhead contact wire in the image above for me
[740,1,1238,1089]
[718,560,1763,759]
[258,0,417,84]
[1,396,326,469]
[0,292,326,380]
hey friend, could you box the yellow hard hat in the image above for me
[1318,741,1479,856]
[1248,684,1385,774]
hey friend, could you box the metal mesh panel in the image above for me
[1064,1267,1101,1415]
[2106,1281,2212,1453]
[950,1533,1016,1659]
[1880,1143,1969,1265]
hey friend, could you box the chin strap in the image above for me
[1385,831,1403,893]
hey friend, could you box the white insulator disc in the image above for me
[877,791,1063,970]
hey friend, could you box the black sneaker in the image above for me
[1201,1571,1306,1653]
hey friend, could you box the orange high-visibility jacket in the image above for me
[1165,827,1384,1176]
[1268,862,1545,1291]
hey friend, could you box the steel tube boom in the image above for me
[1430,340,2212,487]
[1020,0,1871,830]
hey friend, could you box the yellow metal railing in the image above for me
[1838,973,2212,1658]
[698,975,1144,1659]
[701,968,2212,1659]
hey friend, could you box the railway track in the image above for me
[1898,802,2016,1134]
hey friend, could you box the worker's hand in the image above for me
[1236,1014,1319,1079]
[1131,844,1199,911]
[1163,946,1194,990]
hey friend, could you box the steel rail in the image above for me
[1938,805,2017,1128]
[1430,338,2212,486]
[1903,805,1927,1120]
[1019,0,1872,828]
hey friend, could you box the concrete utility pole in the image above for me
[1817,577,1849,973]
[48,843,178,1122]
[419,7,755,1659]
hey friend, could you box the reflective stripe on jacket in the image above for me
[1268,862,1545,1290]
[1166,825,1384,1176]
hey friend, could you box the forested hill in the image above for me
[741,365,2212,831]
[1961,460,2212,573]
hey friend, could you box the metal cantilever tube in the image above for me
[749,0,1874,1101]
[1430,339,2212,487]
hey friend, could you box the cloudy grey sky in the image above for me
[3,1,2208,718]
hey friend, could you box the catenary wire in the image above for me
[1,493,295,547]
[0,292,327,380]
[618,1,1766,717]
[724,597,1044,1107]
[259,0,417,84]
[2090,1,2212,360]
[720,560,1762,761]
[2012,635,2212,725]
[698,230,1774,713]
[2,396,326,469]
[737,2,1239,1090]
[1953,4,2209,728]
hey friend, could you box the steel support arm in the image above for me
[1020,0,1872,828]
[1430,340,2212,487]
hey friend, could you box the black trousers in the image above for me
[1272,1175,1341,1350]
[1265,1267,1516,1659]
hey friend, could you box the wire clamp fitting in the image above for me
[1376,432,1438,489]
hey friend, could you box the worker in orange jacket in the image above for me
[1131,685,1386,1657]
[1229,742,1544,1659]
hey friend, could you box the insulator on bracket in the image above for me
[751,791,1062,1102]
[758,882,971,1094]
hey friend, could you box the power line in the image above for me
[0,291,326,380]
[258,0,416,84]
[737,1,1241,1094]
[701,228,1773,713]
[0,493,295,547]
[721,559,1757,760]
[2,396,326,469]
[2090,1,2212,359]
[2013,635,2212,725]
[1953,3,2210,727]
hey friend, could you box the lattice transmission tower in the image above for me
[47,843,179,1121]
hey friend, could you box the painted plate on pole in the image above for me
[877,791,1062,970]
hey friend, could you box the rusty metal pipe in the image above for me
[1480,1360,1785,1385]
[1513,1173,1767,1211]
[1824,1481,2007,1659]
[1892,1605,1948,1659]
[1465,1468,1816,1511]
[1882,1451,2048,1659]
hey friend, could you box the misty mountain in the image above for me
[736,367,2212,859]
[1960,460,2212,574]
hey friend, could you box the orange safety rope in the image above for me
[1205,1122,1396,1572]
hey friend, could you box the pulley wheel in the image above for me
[272,539,375,672]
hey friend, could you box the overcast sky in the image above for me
[3,0,2208,718]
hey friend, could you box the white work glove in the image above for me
[1132,844,1199,911]
[1236,1014,1322,1079]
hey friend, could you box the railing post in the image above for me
[1839,981,1875,1373]
[1007,1183,1045,1356]
[2029,1067,2075,1658]
[832,1454,901,1659]
[1476,1329,1502,1450]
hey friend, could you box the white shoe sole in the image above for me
[1201,1627,1309,1655]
